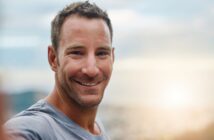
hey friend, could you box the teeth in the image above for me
[73,79,100,87]
[80,82,97,86]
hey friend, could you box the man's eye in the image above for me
[96,51,110,57]
[96,51,110,58]
[70,51,83,55]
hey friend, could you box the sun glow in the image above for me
[159,84,195,109]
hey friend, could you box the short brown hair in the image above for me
[51,1,113,50]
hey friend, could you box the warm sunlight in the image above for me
[159,84,194,109]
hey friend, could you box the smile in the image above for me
[72,79,102,87]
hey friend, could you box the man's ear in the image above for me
[48,46,58,72]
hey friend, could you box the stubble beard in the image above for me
[55,72,105,109]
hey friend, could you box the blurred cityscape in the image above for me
[1,90,213,140]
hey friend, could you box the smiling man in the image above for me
[5,1,114,140]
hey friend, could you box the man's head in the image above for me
[48,1,114,108]
[51,1,113,51]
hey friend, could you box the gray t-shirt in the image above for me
[5,99,109,140]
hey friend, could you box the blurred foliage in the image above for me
[1,90,36,139]
[8,90,41,114]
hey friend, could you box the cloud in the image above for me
[0,36,40,48]
[109,8,213,35]
[109,9,170,32]
[114,56,214,71]
[210,6,214,15]
[108,8,214,58]
[0,68,54,93]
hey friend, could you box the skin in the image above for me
[46,15,114,135]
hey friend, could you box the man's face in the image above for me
[50,15,114,108]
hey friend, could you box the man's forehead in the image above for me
[62,16,106,33]
[59,16,111,45]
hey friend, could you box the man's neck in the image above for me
[45,87,101,135]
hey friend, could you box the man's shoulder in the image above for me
[5,100,56,140]
[6,99,50,128]
[4,100,110,140]
[5,111,50,128]
[5,115,55,140]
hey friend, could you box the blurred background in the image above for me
[0,0,214,139]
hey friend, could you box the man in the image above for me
[5,1,114,140]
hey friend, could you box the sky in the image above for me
[0,0,214,109]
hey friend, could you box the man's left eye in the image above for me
[70,51,83,55]
[96,51,109,57]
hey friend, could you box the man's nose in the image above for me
[81,55,99,77]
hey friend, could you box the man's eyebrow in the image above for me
[66,45,85,50]
[65,45,112,51]
[98,46,112,51]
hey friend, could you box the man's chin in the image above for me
[77,97,102,108]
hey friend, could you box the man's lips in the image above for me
[72,79,103,87]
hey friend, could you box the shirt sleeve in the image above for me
[4,116,43,140]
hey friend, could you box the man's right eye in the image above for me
[69,51,83,55]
